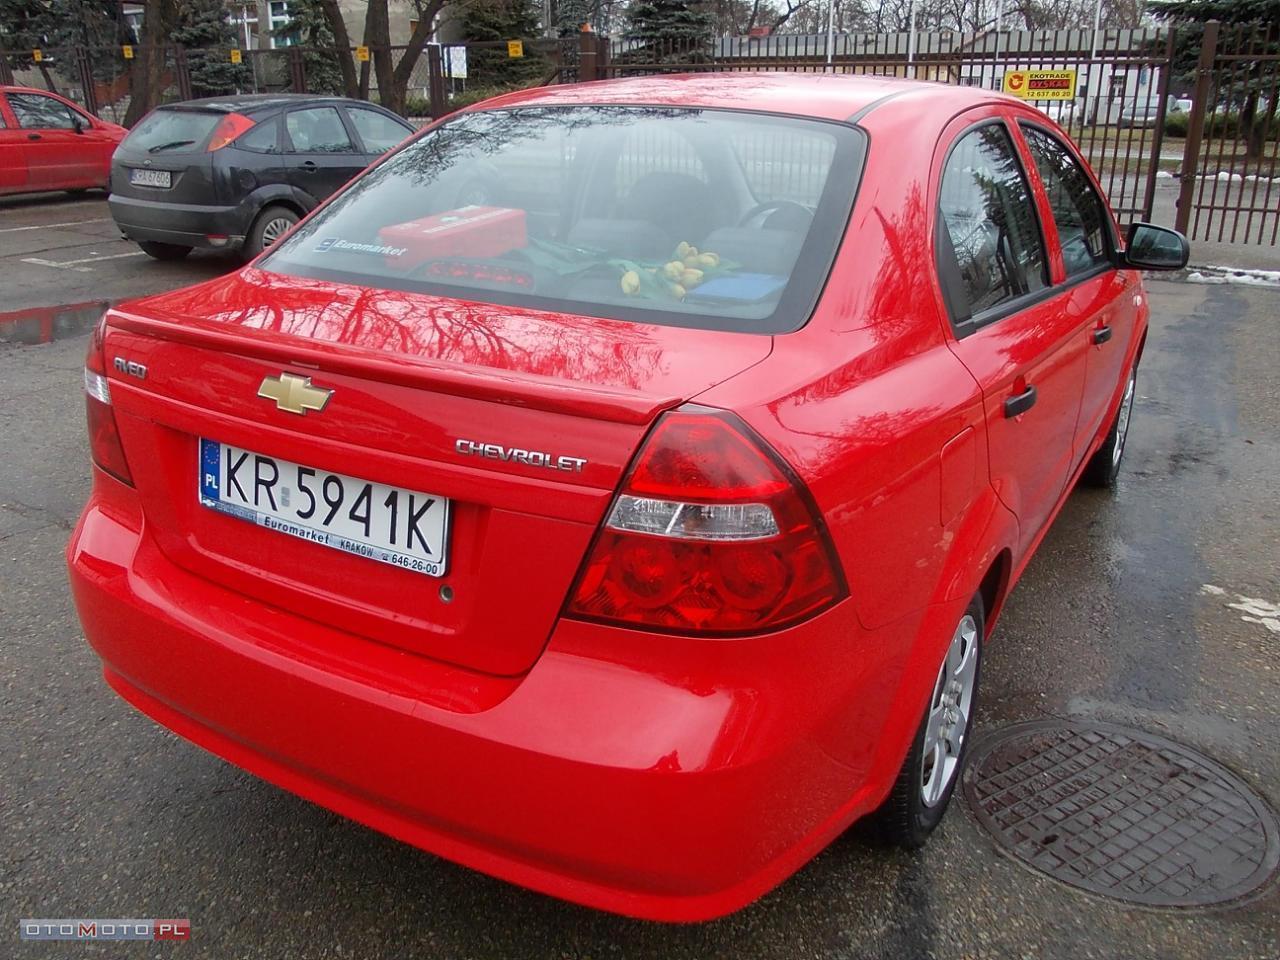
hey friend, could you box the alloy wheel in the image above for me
[261,217,293,246]
[1112,370,1136,468]
[921,613,979,807]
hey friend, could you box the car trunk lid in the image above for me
[110,107,226,202]
[99,269,771,676]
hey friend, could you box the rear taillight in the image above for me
[84,317,133,485]
[566,406,845,634]
[207,112,255,151]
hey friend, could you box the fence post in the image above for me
[1141,29,1176,223]
[289,46,306,93]
[426,44,447,118]
[75,46,99,117]
[1176,19,1219,236]
[579,30,598,82]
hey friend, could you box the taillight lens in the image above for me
[84,317,133,485]
[566,407,845,634]
[207,112,255,151]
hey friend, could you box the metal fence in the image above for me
[592,28,1176,223]
[4,22,1277,245]
[0,39,566,123]
[1176,22,1280,246]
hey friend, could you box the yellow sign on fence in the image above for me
[122,44,134,59]
[355,45,370,62]
[230,48,242,64]
[1003,68,1077,101]
[32,48,43,62]
[507,40,524,58]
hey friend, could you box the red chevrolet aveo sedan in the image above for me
[67,74,1188,920]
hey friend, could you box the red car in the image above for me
[0,86,126,196]
[66,74,1188,921]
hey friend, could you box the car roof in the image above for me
[1,85,74,97]
[158,93,376,115]
[471,72,1019,124]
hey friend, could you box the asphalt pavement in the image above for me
[1,193,1279,959]
[0,191,230,315]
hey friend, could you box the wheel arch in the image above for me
[976,547,1013,637]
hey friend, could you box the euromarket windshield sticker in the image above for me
[314,237,407,257]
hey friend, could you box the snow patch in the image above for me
[1186,266,1280,288]
[1203,586,1280,636]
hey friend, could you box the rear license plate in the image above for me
[129,168,171,188]
[198,439,450,577]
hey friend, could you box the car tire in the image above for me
[866,594,983,849]
[137,240,192,261]
[244,204,299,260]
[1081,363,1137,489]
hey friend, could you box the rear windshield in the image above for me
[121,108,221,154]
[260,106,865,333]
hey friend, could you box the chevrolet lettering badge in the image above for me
[257,372,333,415]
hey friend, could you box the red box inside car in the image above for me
[378,206,527,271]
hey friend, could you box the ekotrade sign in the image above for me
[20,918,191,941]
[1002,69,1078,101]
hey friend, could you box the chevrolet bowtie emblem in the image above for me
[257,372,333,415]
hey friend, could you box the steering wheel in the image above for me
[738,199,813,229]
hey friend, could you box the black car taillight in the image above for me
[207,113,256,151]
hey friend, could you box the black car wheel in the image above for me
[867,594,983,848]
[245,205,299,260]
[137,240,192,261]
[1081,364,1138,489]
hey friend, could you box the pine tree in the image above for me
[625,0,713,50]
[459,0,546,89]
[171,0,251,97]
[272,0,343,95]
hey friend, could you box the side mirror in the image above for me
[1122,222,1189,271]
[71,115,87,134]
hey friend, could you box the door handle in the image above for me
[300,160,317,172]
[1004,384,1038,419]
[1092,325,1113,345]
[27,133,41,141]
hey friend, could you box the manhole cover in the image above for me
[962,720,1280,907]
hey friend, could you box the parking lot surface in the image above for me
[1,197,1279,956]
[0,192,229,316]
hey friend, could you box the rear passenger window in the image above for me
[285,107,353,154]
[237,117,279,154]
[347,108,408,154]
[937,123,1047,325]
[1021,125,1111,277]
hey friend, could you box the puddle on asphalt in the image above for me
[0,300,109,345]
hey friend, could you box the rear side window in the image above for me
[1020,125,1111,277]
[347,108,409,154]
[8,93,78,130]
[122,109,220,153]
[236,117,280,154]
[259,106,865,334]
[285,107,354,153]
[937,123,1047,324]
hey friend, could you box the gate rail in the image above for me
[1176,21,1280,246]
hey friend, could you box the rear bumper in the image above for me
[67,475,913,921]
[108,193,247,250]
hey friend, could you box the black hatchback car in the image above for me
[108,94,415,261]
